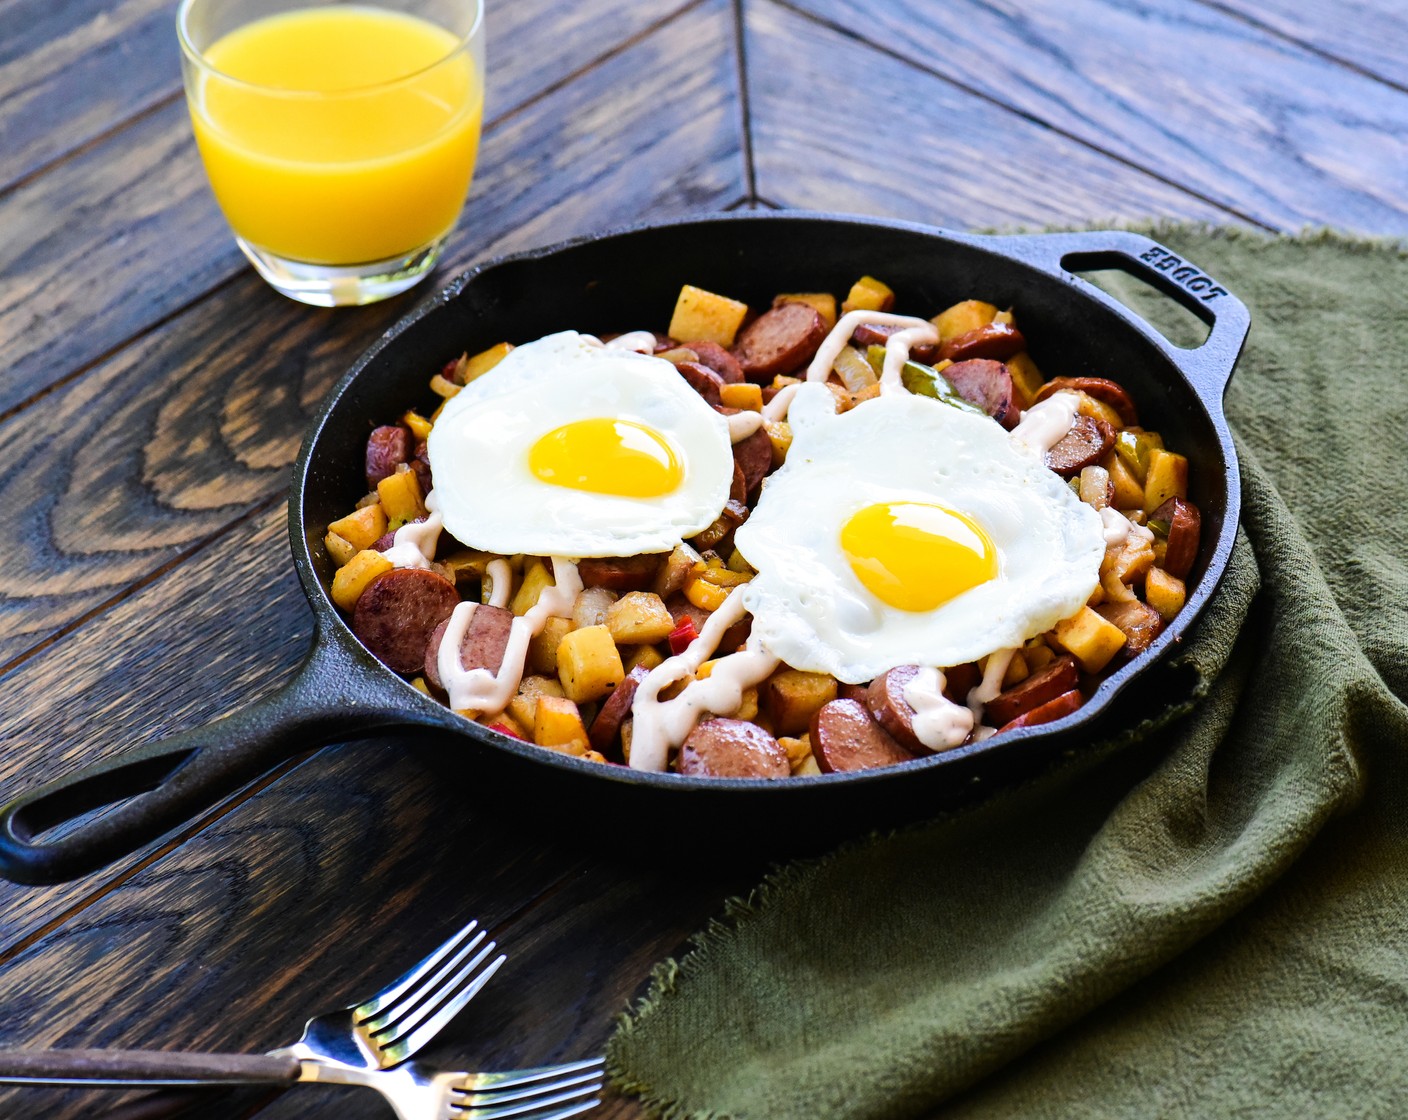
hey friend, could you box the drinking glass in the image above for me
[177,0,485,306]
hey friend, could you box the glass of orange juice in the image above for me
[177,0,484,306]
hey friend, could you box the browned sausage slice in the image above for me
[1095,599,1165,658]
[578,554,666,591]
[938,322,1025,363]
[851,322,938,365]
[837,682,870,704]
[675,360,724,406]
[686,339,745,383]
[352,568,459,675]
[1150,496,1201,579]
[590,664,650,754]
[366,425,411,488]
[810,699,915,773]
[732,426,773,498]
[943,359,1019,429]
[732,303,827,382]
[1034,377,1139,426]
[996,689,1082,733]
[865,665,927,753]
[1046,415,1115,477]
[423,602,515,691]
[729,461,747,504]
[679,718,789,778]
[983,655,1080,727]
[942,662,981,705]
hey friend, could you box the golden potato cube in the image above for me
[507,675,566,730]
[556,625,625,703]
[993,308,1016,326]
[1002,650,1030,688]
[402,410,433,441]
[777,734,812,772]
[572,586,618,630]
[775,292,837,330]
[763,419,793,468]
[606,591,676,645]
[930,299,997,341]
[1105,451,1146,510]
[696,658,718,680]
[1112,536,1156,586]
[1145,568,1187,622]
[464,341,513,382]
[841,275,895,314]
[324,531,358,569]
[625,644,666,674]
[1144,449,1189,513]
[511,558,555,616]
[376,469,426,524]
[1024,642,1056,672]
[719,382,764,411]
[1006,352,1044,409]
[480,709,527,738]
[730,686,759,722]
[582,749,609,764]
[328,504,388,551]
[1052,606,1128,673]
[410,676,431,696]
[1076,391,1125,430]
[534,695,589,755]
[764,669,838,736]
[684,575,730,612]
[793,755,822,777]
[668,284,749,348]
[528,615,573,675]
[331,550,393,611]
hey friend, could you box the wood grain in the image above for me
[744,1,1231,228]
[781,0,1408,234]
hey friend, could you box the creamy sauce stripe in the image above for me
[902,667,975,751]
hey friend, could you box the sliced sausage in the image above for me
[678,718,789,778]
[729,461,747,505]
[686,339,745,383]
[943,359,1019,429]
[366,425,411,488]
[982,655,1079,727]
[942,662,981,705]
[423,602,515,691]
[1046,415,1115,477]
[1095,599,1165,659]
[732,426,773,498]
[865,665,928,754]
[837,682,870,704]
[731,302,827,382]
[1034,377,1139,426]
[850,321,938,365]
[651,334,678,353]
[937,322,1025,363]
[1150,496,1201,579]
[996,689,1082,734]
[810,699,915,773]
[578,554,666,591]
[675,360,724,406]
[590,664,650,755]
[352,568,459,675]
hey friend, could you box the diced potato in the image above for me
[1112,535,1155,586]
[993,308,1016,326]
[763,419,793,467]
[606,591,676,645]
[726,548,755,575]
[720,382,764,411]
[572,586,618,630]
[402,410,434,441]
[331,550,393,611]
[1145,568,1187,622]
[684,575,730,612]
[1076,391,1125,430]
[582,749,609,765]
[777,734,812,772]
[930,299,997,341]
[1052,606,1128,673]
[625,645,666,674]
[730,686,759,722]
[324,531,358,568]
[507,675,566,730]
[763,669,838,736]
[328,504,388,551]
[832,345,878,392]
[695,658,719,680]
[1006,352,1044,409]
[1144,449,1189,514]
[620,718,634,764]
[841,275,895,315]
[480,709,527,738]
[534,695,589,755]
[376,469,426,524]
[511,558,555,616]
[1002,650,1029,688]
[1079,465,1112,510]
[793,755,822,777]
[775,292,837,329]
[410,676,431,696]
[463,341,513,382]
[668,284,749,348]
[1105,451,1146,510]
[1024,643,1056,672]
[653,542,704,599]
[528,615,573,675]
[429,373,461,399]
[556,625,625,703]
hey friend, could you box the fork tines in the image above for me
[451,1057,606,1119]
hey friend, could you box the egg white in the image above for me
[732,384,1106,682]
[426,332,734,557]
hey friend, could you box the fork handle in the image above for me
[0,1048,301,1087]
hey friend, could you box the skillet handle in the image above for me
[983,230,1250,401]
[0,632,416,886]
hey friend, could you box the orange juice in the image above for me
[189,5,482,265]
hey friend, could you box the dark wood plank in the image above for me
[782,0,1408,233]
[0,0,745,667]
[744,1,1231,227]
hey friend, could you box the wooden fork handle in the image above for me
[0,1048,301,1087]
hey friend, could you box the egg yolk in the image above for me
[528,418,683,497]
[841,501,998,611]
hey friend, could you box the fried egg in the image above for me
[426,331,733,557]
[732,383,1106,682]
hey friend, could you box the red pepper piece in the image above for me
[668,618,699,655]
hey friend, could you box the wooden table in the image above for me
[2,0,1406,1116]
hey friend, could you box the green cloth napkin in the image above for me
[607,227,1408,1119]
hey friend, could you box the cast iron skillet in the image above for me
[0,214,1249,885]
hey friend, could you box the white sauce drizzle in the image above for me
[628,587,780,772]
[902,667,975,751]
[965,648,1017,743]
[761,382,803,423]
[805,309,938,387]
[383,490,444,569]
[878,326,940,394]
[437,557,583,715]
[485,558,513,608]
[605,330,657,353]
[1099,506,1156,549]
[726,410,765,443]
[1010,391,1080,455]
